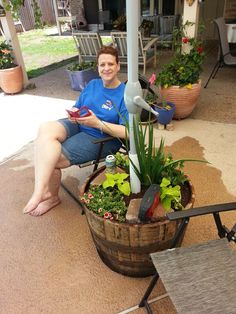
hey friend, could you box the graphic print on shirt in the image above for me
[102,100,113,111]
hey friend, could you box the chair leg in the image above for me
[139,272,159,313]
[212,61,223,79]
[204,60,220,88]
[61,182,85,215]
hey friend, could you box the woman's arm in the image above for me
[97,119,127,139]
[76,111,128,139]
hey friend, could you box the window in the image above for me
[141,0,151,16]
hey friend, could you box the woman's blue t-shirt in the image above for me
[74,79,128,138]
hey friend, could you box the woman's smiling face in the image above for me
[97,53,120,87]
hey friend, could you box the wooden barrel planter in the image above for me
[80,167,195,278]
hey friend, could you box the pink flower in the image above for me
[149,73,156,85]
[104,212,112,219]
[182,37,189,44]
[88,193,94,199]
[1,49,10,54]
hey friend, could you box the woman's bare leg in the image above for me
[23,121,70,215]
[28,168,61,216]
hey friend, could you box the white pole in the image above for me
[124,0,158,194]
[124,0,142,194]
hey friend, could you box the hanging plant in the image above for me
[2,0,25,19]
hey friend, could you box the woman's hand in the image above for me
[76,110,100,128]
[76,110,127,139]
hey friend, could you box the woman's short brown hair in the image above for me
[96,46,119,64]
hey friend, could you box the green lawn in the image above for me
[17,27,78,78]
[1,26,112,78]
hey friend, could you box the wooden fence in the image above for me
[19,0,56,31]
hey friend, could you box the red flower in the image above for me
[197,47,203,54]
[182,37,189,44]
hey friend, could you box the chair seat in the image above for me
[151,238,236,314]
[224,53,236,65]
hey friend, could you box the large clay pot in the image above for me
[0,65,23,94]
[80,166,195,277]
[160,81,201,119]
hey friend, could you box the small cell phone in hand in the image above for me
[66,108,80,118]
[66,106,91,118]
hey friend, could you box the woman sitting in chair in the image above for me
[23,46,128,216]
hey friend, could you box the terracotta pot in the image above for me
[160,81,201,119]
[79,166,195,277]
[0,65,23,94]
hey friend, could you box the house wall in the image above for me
[83,0,99,25]
[199,0,225,39]
[224,0,236,20]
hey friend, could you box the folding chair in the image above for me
[110,31,158,75]
[72,32,103,63]
[139,202,236,313]
[204,17,236,88]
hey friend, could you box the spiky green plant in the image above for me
[130,116,208,187]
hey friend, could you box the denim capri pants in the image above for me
[58,118,122,165]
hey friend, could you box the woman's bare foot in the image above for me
[23,191,52,214]
[29,196,61,216]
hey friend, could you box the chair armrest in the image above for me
[167,202,236,221]
[92,136,115,145]
[143,37,158,51]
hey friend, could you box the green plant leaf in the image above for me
[162,198,172,210]
[102,178,115,189]
[118,181,131,196]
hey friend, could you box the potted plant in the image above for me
[112,15,126,31]
[142,74,176,126]
[79,116,206,277]
[144,79,176,125]
[0,41,23,94]
[139,19,154,38]
[66,61,99,91]
[153,20,206,119]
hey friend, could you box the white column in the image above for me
[182,0,200,37]
[0,0,28,86]
[98,0,103,11]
